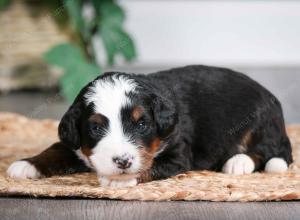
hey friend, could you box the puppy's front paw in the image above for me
[99,176,137,188]
[7,160,41,179]
[222,154,255,175]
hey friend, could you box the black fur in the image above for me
[136,65,293,178]
[20,65,293,181]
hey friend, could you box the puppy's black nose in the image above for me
[112,156,132,169]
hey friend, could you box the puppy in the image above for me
[7,65,293,187]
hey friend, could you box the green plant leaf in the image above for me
[98,1,125,27]
[100,25,136,65]
[44,43,101,102]
[44,43,83,70]
[117,30,136,62]
[0,0,11,10]
[60,63,100,101]
[91,0,135,65]
[64,0,84,32]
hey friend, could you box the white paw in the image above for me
[222,154,255,175]
[99,176,137,188]
[7,161,41,179]
[265,157,288,173]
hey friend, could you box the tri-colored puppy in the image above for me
[7,65,293,187]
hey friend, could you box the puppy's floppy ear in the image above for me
[58,100,83,150]
[152,96,178,138]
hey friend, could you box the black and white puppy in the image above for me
[7,65,293,187]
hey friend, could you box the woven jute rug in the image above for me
[0,112,300,201]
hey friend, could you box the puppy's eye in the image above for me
[137,120,147,132]
[89,123,102,133]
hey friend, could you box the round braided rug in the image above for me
[0,112,299,201]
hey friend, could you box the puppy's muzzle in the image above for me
[112,154,134,170]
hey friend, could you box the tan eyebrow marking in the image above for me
[132,106,145,122]
[88,114,104,124]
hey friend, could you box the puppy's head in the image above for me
[58,73,177,179]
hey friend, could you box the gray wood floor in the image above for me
[0,198,300,220]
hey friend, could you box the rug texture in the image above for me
[0,112,300,201]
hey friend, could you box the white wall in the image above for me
[120,1,300,67]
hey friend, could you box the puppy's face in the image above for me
[59,73,177,180]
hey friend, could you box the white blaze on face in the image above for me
[85,75,141,176]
